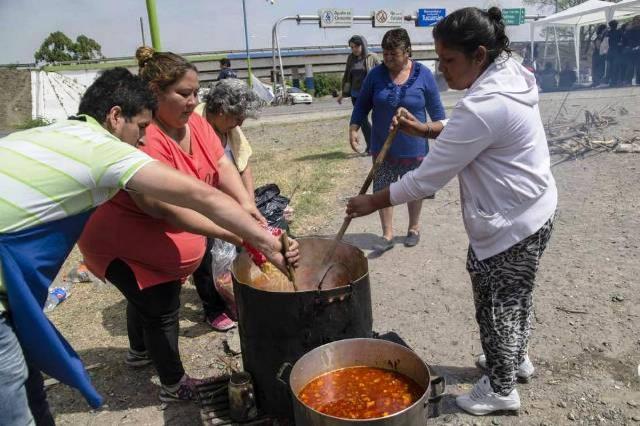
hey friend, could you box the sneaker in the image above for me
[205,312,236,332]
[476,354,535,382]
[125,349,152,368]
[159,375,200,402]
[456,375,520,415]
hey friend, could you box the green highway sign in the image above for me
[502,8,525,26]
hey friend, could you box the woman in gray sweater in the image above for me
[338,35,379,154]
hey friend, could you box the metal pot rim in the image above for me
[290,338,431,422]
[233,236,370,292]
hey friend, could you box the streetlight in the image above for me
[241,0,252,86]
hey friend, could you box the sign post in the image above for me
[502,8,525,26]
[416,8,446,27]
[373,9,404,27]
[318,9,353,28]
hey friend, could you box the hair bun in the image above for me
[135,46,155,68]
[487,7,503,22]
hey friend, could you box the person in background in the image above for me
[218,58,237,80]
[79,48,298,403]
[347,7,557,416]
[193,78,260,330]
[349,28,446,251]
[622,16,640,85]
[338,35,380,155]
[591,24,608,87]
[605,20,623,86]
[537,62,557,92]
[558,62,577,90]
[0,68,297,425]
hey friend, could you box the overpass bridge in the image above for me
[31,43,439,85]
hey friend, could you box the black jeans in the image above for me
[351,96,372,153]
[591,53,606,86]
[193,238,227,319]
[26,362,55,426]
[105,259,184,386]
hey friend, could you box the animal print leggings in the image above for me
[466,214,555,395]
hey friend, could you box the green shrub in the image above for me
[313,73,341,97]
[17,117,53,129]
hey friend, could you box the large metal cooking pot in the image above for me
[232,237,373,418]
[287,338,445,425]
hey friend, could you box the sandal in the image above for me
[372,237,394,252]
[404,230,420,247]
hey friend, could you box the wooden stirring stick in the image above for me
[280,232,298,291]
[316,122,399,289]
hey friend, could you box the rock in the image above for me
[568,412,577,421]
[492,419,501,426]
[443,414,456,423]
[611,294,625,302]
[632,415,640,422]
[223,330,242,355]
[558,401,568,408]
[628,400,639,408]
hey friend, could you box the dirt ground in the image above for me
[46,86,640,425]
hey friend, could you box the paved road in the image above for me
[261,91,464,118]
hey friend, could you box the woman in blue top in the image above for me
[349,28,446,251]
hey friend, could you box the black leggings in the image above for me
[105,259,184,386]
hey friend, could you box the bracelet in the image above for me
[424,123,432,139]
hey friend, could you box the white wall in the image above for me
[31,69,101,121]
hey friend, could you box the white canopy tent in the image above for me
[530,0,640,79]
[610,0,640,17]
[530,0,614,79]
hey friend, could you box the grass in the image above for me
[245,117,364,235]
[16,116,53,129]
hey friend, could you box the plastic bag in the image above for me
[254,184,290,230]
[211,239,238,319]
[211,239,237,278]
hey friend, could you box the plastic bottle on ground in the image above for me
[44,281,73,312]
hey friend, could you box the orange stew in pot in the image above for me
[298,366,424,419]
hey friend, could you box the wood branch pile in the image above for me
[545,105,640,166]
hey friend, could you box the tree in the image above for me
[73,35,103,61]
[34,31,103,64]
[34,31,75,63]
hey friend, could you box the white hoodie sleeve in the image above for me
[389,101,494,206]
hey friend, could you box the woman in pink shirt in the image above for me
[79,47,293,402]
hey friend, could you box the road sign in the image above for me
[416,8,446,27]
[502,8,525,25]
[319,9,353,28]
[373,9,404,27]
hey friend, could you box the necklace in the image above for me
[154,118,186,144]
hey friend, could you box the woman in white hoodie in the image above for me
[347,7,557,416]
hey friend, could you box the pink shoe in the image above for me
[206,313,236,332]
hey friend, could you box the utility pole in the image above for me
[139,17,146,46]
[145,0,162,50]
[242,0,253,86]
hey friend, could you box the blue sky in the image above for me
[0,0,546,64]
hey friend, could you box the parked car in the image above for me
[287,87,312,105]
